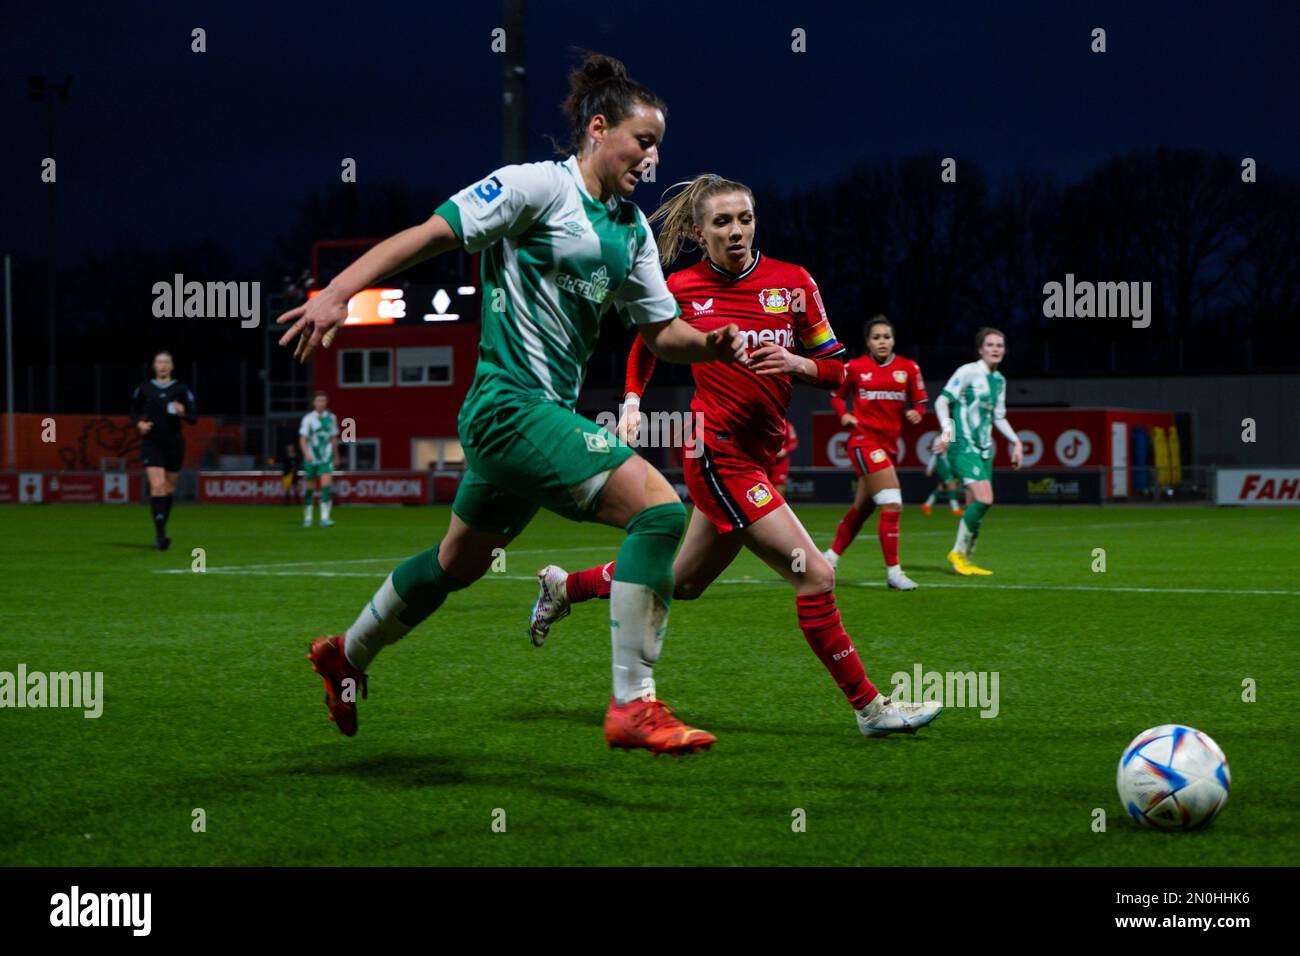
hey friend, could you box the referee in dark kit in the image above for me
[130,350,197,549]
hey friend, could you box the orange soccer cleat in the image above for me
[307,635,368,737]
[921,503,933,516]
[604,696,716,756]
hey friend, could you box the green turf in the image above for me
[1,502,1296,866]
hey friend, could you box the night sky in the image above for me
[5,0,1298,271]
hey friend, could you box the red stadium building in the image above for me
[308,285,480,474]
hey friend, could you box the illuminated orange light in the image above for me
[306,288,400,325]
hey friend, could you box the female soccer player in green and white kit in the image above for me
[932,327,1023,576]
[299,391,338,528]
[276,54,747,755]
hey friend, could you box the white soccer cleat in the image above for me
[528,565,571,647]
[887,571,919,591]
[856,695,942,737]
[822,548,840,570]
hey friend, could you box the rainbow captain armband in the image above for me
[799,317,846,360]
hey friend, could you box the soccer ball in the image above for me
[1117,724,1230,830]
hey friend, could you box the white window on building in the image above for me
[339,348,392,387]
[397,347,454,386]
[411,437,465,471]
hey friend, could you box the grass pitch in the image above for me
[2,501,1296,866]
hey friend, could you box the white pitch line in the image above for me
[154,565,1300,597]
[156,516,1213,574]
[151,545,615,574]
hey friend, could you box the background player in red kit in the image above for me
[769,420,798,496]
[823,317,926,590]
[529,175,941,738]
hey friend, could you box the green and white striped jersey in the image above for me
[435,155,679,422]
[299,410,338,465]
[940,361,1006,458]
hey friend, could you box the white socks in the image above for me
[344,574,412,670]
[321,498,332,522]
[954,520,974,556]
[609,580,666,705]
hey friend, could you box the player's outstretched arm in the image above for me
[617,335,659,442]
[995,417,1023,467]
[750,345,844,389]
[638,318,748,366]
[277,213,463,363]
[933,394,954,453]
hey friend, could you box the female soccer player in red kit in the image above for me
[529,175,941,738]
[823,317,927,590]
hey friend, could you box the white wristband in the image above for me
[622,393,641,407]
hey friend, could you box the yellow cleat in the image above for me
[948,550,973,576]
[964,560,994,576]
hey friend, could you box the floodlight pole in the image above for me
[503,0,527,164]
[4,255,14,472]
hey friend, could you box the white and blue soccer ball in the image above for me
[1117,724,1230,831]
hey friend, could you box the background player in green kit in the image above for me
[276,54,747,754]
[933,327,1023,576]
[299,391,338,527]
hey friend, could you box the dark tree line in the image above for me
[743,148,1298,377]
[6,147,1297,416]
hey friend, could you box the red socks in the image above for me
[878,509,900,566]
[830,504,872,555]
[795,592,877,709]
[566,562,615,603]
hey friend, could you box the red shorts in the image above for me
[847,443,896,477]
[684,443,784,533]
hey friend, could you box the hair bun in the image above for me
[580,53,627,86]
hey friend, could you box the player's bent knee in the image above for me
[795,551,836,594]
[627,499,686,540]
[873,487,902,509]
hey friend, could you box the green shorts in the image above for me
[304,461,333,480]
[952,449,991,485]
[453,400,635,536]
[933,450,956,484]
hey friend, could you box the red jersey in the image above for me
[625,251,845,464]
[830,353,928,457]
